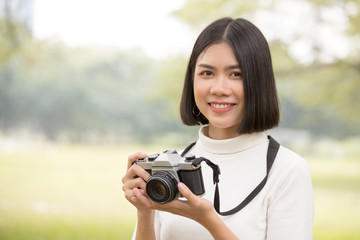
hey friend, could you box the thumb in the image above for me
[178,182,197,202]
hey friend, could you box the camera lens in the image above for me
[152,181,166,195]
[146,171,178,204]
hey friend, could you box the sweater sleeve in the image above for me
[266,157,314,240]
[131,222,137,240]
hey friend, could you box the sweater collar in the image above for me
[197,126,267,155]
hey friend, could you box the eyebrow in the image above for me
[197,63,241,70]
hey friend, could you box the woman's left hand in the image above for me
[132,183,239,239]
[132,182,215,225]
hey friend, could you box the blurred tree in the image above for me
[150,56,188,116]
[0,0,32,63]
[25,43,163,142]
[1,0,358,143]
[0,0,34,133]
[0,36,187,143]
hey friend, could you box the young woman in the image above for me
[122,17,314,240]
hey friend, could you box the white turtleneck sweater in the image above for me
[132,127,314,240]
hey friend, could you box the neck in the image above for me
[205,125,241,140]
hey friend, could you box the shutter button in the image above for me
[185,154,196,161]
[147,154,159,161]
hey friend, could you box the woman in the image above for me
[122,17,314,240]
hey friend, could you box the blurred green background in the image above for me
[0,0,359,239]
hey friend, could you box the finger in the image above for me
[130,164,152,181]
[122,164,151,183]
[124,189,134,201]
[122,176,147,193]
[127,152,147,169]
[133,188,154,208]
[177,182,198,203]
[124,188,146,202]
[154,183,196,212]
[125,189,148,209]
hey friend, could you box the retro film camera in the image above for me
[135,150,205,204]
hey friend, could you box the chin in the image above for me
[209,121,240,131]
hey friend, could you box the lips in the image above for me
[209,102,236,113]
[210,103,235,109]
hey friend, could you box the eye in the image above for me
[230,71,242,78]
[200,71,214,77]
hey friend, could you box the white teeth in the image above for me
[211,103,233,109]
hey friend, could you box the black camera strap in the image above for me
[181,135,280,216]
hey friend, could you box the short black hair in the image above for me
[180,17,279,134]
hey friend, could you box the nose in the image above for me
[210,75,231,96]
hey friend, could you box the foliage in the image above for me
[0,0,360,142]
[0,40,190,142]
[150,56,188,116]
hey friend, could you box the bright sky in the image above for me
[33,0,194,59]
[33,0,352,63]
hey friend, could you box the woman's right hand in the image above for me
[122,152,156,240]
[121,152,152,212]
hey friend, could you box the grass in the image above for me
[0,212,135,240]
[0,143,155,240]
[0,143,359,239]
[308,157,360,239]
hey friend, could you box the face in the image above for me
[193,42,244,140]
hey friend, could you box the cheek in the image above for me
[233,81,245,100]
[193,78,206,103]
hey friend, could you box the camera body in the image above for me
[136,150,205,204]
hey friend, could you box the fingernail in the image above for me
[178,182,185,190]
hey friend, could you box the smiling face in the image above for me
[193,41,245,140]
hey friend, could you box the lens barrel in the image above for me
[146,171,179,204]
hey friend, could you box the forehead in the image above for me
[196,42,238,66]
